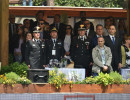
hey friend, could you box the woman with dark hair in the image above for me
[64,25,73,56]
[13,27,24,63]
[21,32,32,62]
[121,34,130,67]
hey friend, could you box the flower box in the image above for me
[0,84,130,93]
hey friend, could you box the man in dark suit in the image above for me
[50,14,66,41]
[33,11,48,28]
[38,19,50,39]
[104,25,122,71]
[74,11,94,36]
[44,27,64,66]
[9,14,17,54]
[83,20,96,41]
[91,24,104,49]
[70,25,92,76]
[25,26,45,69]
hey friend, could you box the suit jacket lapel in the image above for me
[108,36,114,45]
[114,36,118,46]
[50,39,54,48]
[88,30,90,37]
[94,36,98,45]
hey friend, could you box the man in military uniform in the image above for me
[25,26,45,69]
[44,27,64,67]
[70,25,92,76]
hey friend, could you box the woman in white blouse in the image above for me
[64,25,73,56]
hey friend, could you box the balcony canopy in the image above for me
[9,6,127,18]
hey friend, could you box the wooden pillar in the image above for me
[127,0,130,34]
[0,0,9,66]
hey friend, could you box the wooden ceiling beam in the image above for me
[9,6,127,18]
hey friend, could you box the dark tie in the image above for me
[112,37,115,45]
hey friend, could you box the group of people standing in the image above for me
[9,11,130,77]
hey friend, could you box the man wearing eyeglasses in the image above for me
[38,19,50,39]
[25,26,46,69]
[83,20,96,41]
[33,11,48,27]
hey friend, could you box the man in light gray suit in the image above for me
[92,37,113,76]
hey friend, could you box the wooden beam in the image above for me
[9,6,127,18]
[9,6,127,12]
[0,0,9,66]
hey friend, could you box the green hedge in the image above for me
[1,62,28,77]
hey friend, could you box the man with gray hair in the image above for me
[91,24,104,49]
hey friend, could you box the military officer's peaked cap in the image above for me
[78,24,86,31]
[50,27,58,32]
[33,26,40,33]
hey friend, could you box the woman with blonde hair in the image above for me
[121,34,130,67]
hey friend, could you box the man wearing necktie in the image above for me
[71,25,92,76]
[104,25,122,71]
[73,11,94,37]
[9,14,17,55]
[50,14,66,40]
[112,36,115,45]
[25,26,46,69]
[91,24,104,49]
[83,20,96,41]
[44,27,64,67]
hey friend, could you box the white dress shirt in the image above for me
[64,35,71,52]
[109,34,115,41]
